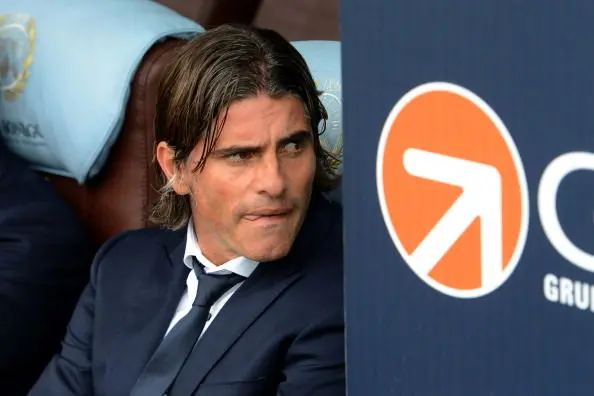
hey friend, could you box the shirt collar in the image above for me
[183,220,259,278]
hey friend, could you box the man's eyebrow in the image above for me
[211,144,261,157]
[278,130,313,146]
[211,130,313,157]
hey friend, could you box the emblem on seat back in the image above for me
[0,13,36,102]
[318,81,343,172]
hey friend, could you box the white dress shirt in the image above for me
[164,221,259,338]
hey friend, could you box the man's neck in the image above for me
[190,221,239,266]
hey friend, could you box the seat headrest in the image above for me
[292,41,342,203]
[0,0,203,183]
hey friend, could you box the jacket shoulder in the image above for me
[90,226,183,280]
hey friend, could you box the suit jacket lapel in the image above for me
[107,228,190,395]
[170,192,338,395]
[170,256,302,395]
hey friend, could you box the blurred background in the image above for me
[161,0,340,40]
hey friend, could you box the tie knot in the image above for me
[192,260,245,308]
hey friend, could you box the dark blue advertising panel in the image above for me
[341,2,594,395]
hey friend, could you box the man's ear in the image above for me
[155,141,190,195]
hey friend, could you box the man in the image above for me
[30,24,344,396]
[0,137,90,394]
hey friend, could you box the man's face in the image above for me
[174,94,316,264]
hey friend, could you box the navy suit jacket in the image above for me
[0,140,90,394]
[30,192,345,396]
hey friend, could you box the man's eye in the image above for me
[284,141,302,153]
[227,151,255,161]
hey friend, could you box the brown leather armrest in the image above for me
[46,39,185,249]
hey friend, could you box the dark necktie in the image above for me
[130,259,246,396]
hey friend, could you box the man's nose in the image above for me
[256,154,287,198]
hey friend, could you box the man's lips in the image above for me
[243,208,293,221]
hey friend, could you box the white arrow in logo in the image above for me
[402,148,503,290]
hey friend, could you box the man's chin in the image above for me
[242,240,294,263]
[247,250,291,263]
[237,220,301,262]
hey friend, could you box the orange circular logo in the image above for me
[376,82,529,298]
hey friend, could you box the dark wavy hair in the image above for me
[151,24,340,229]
